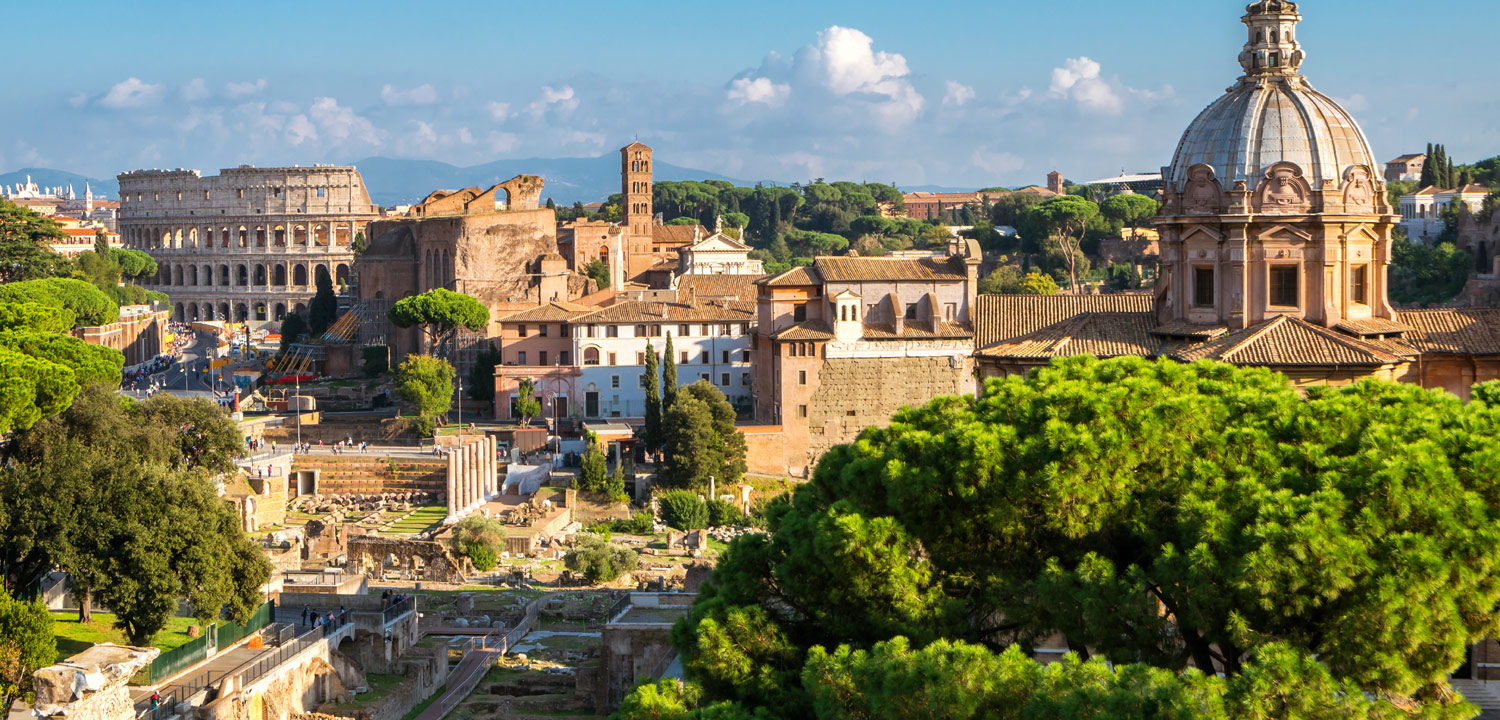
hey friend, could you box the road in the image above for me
[123,332,238,403]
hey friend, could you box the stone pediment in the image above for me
[1255,224,1314,243]
[687,233,751,253]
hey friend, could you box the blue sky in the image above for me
[5,0,1497,194]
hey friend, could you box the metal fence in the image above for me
[382,597,412,624]
[230,615,350,689]
[214,601,274,650]
[138,601,275,684]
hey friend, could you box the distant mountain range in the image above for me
[2,158,987,207]
[0,168,119,200]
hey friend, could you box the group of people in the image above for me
[331,439,369,454]
[301,604,348,629]
[380,590,408,610]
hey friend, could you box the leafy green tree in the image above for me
[362,346,390,377]
[92,228,109,258]
[978,261,1058,296]
[307,268,338,336]
[0,385,268,639]
[564,533,639,584]
[394,355,455,436]
[0,278,118,327]
[110,248,157,282]
[1390,236,1470,305]
[707,499,743,528]
[0,199,70,283]
[648,357,1500,718]
[0,302,74,334]
[387,288,490,357]
[515,378,541,427]
[0,587,54,715]
[278,312,307,355]
[1015,272,1060,295]
[1024,196,1099,292]
[662,333,678,408]
[584,258,611,290]
[468,343,502,403]
[580,440,608,493]
[73,250,121,293]
[0,330,125,387]
[452,515,504,569]
[464,543,497,572]
[658,381,746,492]
[0,345,78,434]
[723,212,749,229]
[642,345,662,451]
[351,231,367,255]
[606,464,627,504]
[1099,194,1161,242]
[660,490,709,530]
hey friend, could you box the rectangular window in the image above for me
[944,303,956,322]
[608,352,617,366]
[1270,266,1299,307]
[1193,267,1215,308]
[636,352,645,365]
[702,324,711,336]
[517,351,527,365]
[722,350,731,364]
[740,323,748,335]
[316,187,326,198]
[559,351,570,365]
[700,373,709,382]
[518,324,528,338]
[1351,265,1369,305]
[587,325,596,338]
[721,324,731,335]
[742,350,752,362]
[793,304,807,322]
[609,325,620,338]
[742,372,751,386]
[700,351,710,364]
[638,375,646,388]
[611,375,620,389]
[273,187,283,198]
[721,373,730,386]
[539,324,548,337]
[204,190,211,200]
[237,189,244,199]
[652,324,662,337]
[797,404,808,419]
[539,351,548,366]
[678,324,690,337]
[799,370,807,385]
[905,303,918,320]
[680,351,689,363]
[633,324,645,337]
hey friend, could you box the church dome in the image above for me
[1165,2,1377,195]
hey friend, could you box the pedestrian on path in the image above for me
[302,604,309,626]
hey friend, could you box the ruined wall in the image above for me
[799,356,973,470]
[347,536,467,584]
[596,625,676,714]
[33,646,159,720]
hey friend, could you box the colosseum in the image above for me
[117,165,380,325]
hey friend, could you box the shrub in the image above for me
[464,543,497,572]
[579,442,607,493]
[563,534,639,584]
[707,499,743,527]
[659,489,708,531]
[591,511,653,535]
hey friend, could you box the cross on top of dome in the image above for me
[1239,0,1304,79]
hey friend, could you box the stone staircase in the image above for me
[1451,679,1500,716]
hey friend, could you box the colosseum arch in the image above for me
[173,265,183,285]
[254,264,267,286]
[202,264,213,285]
[219,302,230,320]
[335,264,350,284]
[236,264,248,286]
[294,224,308,245]
[238,226,249,248]
[274,264,287,286]
[294,264,308,286]
[294,302,307,316]
[188,266,198,286]
[174,303,184,321]
[255,303,267,321]
[188,228,198,248]
[274,225,287,247]
[315,264,331,286]
[275,303,287,321]
[334,225,349,246]
[313,224,329,246]
[235,303,248,322]
[255,226,267,247]
[188,303,199,321]
[219,264,230,286]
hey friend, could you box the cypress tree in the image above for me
[643,345,661,451]
[662,333,678,409]
[1420,143,1436,188]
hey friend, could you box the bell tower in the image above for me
[621,142,653,238]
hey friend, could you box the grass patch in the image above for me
[51,611,198,661]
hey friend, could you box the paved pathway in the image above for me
[412,646,502,720]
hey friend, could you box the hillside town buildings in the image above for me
[1399,184,1491,242]
[1385,153,1426,183]
[118,165,379,324]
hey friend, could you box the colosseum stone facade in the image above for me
[117,165,380,325]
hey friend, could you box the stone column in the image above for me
[445,450,459,522]
[469,441,481,508]
[485,436,496,499]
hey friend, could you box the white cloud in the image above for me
[562,130,606,148]
[308,97,381,145]
[527,85,578,116]
[181,78,210,102]
[225,79,268,98]
[99,78,162,109]
[943,80,975,107]
[457,127,474,144]
[488,130,519,153]
[1334,93,1370,113]
[727,77,790,106]
[413,121,438,144]
[1049,57,1123,115]
[802,26,924,124]
[485,101,511,121]
[381,83,439,106]
[284,114,317,145]
[970,147,1025,175]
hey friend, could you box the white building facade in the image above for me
[1400,185,1490,242]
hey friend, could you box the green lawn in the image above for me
[330,672,408,710]
[379,505,449,536]
[51,611,199,661]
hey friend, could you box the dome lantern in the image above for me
[1239,1,1304,78]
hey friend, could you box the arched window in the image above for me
[583,347,601,366]
[1269,29,1278,43]
[294,264,308,286]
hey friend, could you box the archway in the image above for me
[335,264,350,285]
[254,265,267,286]
[188,266,198,286]
[173,265,183,285]
[237,265,249,286]
[274,264,287,286]
[255,303,267,321]
[220,264,230,286]
[293,264,307,286]
[188,303,198,321]
[174,303,184,321]
[235,304,249,322]
[220,303,231,321]
[275,303,286,321]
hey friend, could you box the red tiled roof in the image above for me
[677,274,766,302]
[814,256,966,283]
[975,294,1153,349]
[758,266,821,287]
[861,321,973,340]
[498,301,593,323]
[1395,308,1500,355]
[772,321,834,341]
[976,312,1159,360]
[1332,317,1413,337]
[574,298,754,324]
[651,224,702,246]
[1169,316,1403,367]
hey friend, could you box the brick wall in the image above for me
[796,356,973,472]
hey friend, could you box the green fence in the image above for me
[133,601,275,685]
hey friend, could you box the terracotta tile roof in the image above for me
[1413,186,1443,196]
[861,321,973,340]
[758,266,821,287]
[975,294,1154,349]
[977,312,1159,360]
[651,224,702,246]
[1150,320,1230,339]
[677,274,766,301]
[1332,316,1413,337]
[574,298,754,324]
[1456,184,1491,195]
[772,321,834,341]
[1394,308,1500,354]
[814,256,966,283]
[1388,153,1426,162]
[1013,186,1061,197]
[1169,316,1403,366]
[498,301,593,323]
